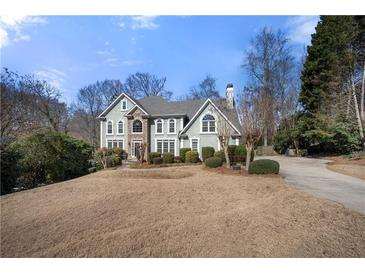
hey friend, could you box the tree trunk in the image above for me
[223,144,230,168]
[346,85,352,119]
[361,61,365,121]
[351,79,365,146]
[263,127,268,147]
[245,144,253,170]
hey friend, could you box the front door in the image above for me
[131,140,142,159]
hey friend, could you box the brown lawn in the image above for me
[324,156,365,180]
[1,166,365,258]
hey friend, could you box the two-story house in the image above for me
[97,84,241,160]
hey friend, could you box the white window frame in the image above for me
[106,139,124,149]
[200,112,217,134]
[131,140,143,157]
[117,120,124,135]
[107,120,113,135]
[168,118,176,134]
[132,119,143,134]
[121,99,127,111]
[155,119,164,135]
[155,138,177,155]
[190,137,200,153]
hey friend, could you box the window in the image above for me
[117,120,124,134]
[156,139,175,154]
[107,121,113,134]
[191,138,199,152]
[107,139,124,149]
[156,119,163,134]
[121,99,127,111]
[168,119,175,134]
[132,120,142,133]
[202,114,216,133]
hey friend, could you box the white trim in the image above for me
[167,118,176,134]
[117,119,124,135]
[106,120,113,135]
[217,137,221,151]
[106,138,125,150]
[180,118,183,130]
[132,119,143,134]
[121,99,127,111]
[235,138,239,145]
[98,92,145,118]
[100,121,103,148]
[190,137,200,153]
[180,139,184,150]
[125,104,149,116]
[131,140,143,158]
[155,138,177,155]
[179,99,240,136]
[200,112,217,134]
[155,118,164,135]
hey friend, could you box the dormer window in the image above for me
[168,119,176,134]
[121,99,127,111]
[156,119,163,134]
[201,114,216,133]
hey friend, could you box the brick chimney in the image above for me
[226,83,234,109]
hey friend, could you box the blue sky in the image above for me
[0,16,319,103]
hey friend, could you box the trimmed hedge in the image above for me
[179,148,191,163]
[234,145,247,163]
[162,152,174,164]
[205,156,223,168]
[228,145,236,163]
[248,159,280,174]
[214,150,226,162]
[185,151,199,163]
[174,156,182,163]
[148,152,161,164]
[202,146,215,161]
[153,157,163,165]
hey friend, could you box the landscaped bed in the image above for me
[323,155,365,180]
[1,165,365,257]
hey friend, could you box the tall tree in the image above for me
[243,27,295,147]
[189,75,221,100]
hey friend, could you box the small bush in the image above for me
[202,146,215,161]
[174,156,182,163]
[112,147,123,157]
[248,159,280,174]
[148,152,161,164]
[113,156,121,166]
[162,152,174,164]
[94,162,104,170]
[180,148,191,162]
[214,150,226,162]
[88,167,97,173]
[234,145,246,163]
[205,156,223,168]
[153,157,163,165]
[185,151,199,163]
[228,145,237,163]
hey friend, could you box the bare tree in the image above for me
[216,115,234,168]
[238,87,266,170]
[188,74,221,100]
[123,72,172,99]
[137,142,147,164]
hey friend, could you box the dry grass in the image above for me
[1,166,365,258]
[324,156,365,180]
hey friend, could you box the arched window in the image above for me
[118,120,124,134]
[202,114,215,133]
[107,121,113,134]
[132,119,142,133]
[156,119,163,134]
[168,119,176,134]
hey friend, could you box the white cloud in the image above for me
[131,16,158,30]
[0,15,46,48]
[34,68,66,89]
[286,16,319,45]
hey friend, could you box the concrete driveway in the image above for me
[260,156,365,215]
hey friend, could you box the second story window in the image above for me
[132,119,142,133]
[202,114,216,133]
[121,99,127,111]
[118,120,124,134]
[156,119,163,134]
[107,121,113,134]
[168,119,175,134]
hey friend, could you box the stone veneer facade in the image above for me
[127,108,149,160]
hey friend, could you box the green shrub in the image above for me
[174,156,182,163]
[153,157,163,165]
[113,156,121,166]
[148,152,161,164]
[234,145,246,163]
[112,147,123,157]
[202,146,215,161]
[214,150,226,162]
[179,148,191,162]
[205,156,223,168]
[9,130,92,191]
[228,145,236,163]
[94,162,104,170]
[0,145,21,195]
[185,151,199,163]
[162,152,174,164]
[248,159,280,174]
